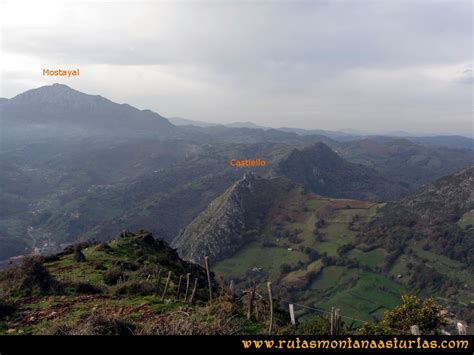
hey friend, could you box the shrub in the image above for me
[137,265,156,279]
[70,282,103,295]
[261,240,276,248]
[103,267,125,285]
[288,234,303,244]
[15,256,60,294]
[42,254,60,263]
[61,241,94,256]
[113,281,155,296]
[305,248,320,261]
[358,323,392,335]
[73,245,86,262]
[95,242,112,253]
[94,264,107,271]
[382,295,446,334]
[0,298,16,318]
[315,219,326,228]
[292,316,331,335]
[279,263,292,274]
[113,260,140,271]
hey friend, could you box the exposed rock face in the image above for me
[397,166,474,224]
[277,142,409,201]
[172,173,293,265]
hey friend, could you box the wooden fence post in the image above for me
[176,275,183,299]
[204,256,213,301]
[410,325,421,335]
[334,308,341,335]
[247,282,256,320]
[289,304,296,326]
[267,281,273,335]
[330,307,335,335]
[188,278,198,305]
[155,268,162,295]
[160,271,171,302]
[183,273,191,302]
[457,322,468,335]
[255,299,259,321]
[228,280,234,298]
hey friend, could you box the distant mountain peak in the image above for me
[51,83,72,89]
[9,83,109,108]
[278,143,408,201]
[286,142,344,168]
[308,141,340,154]
[1,84,175,138]
[22,83,78,94]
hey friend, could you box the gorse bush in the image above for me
[14,256,61,295]
[382,295,446,334]
[358,294,447,335]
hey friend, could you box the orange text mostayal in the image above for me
[43,68,80,77]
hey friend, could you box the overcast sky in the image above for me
[0,0,472,135]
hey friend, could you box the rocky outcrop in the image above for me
[398,166,474,223]
[172,173,293,265]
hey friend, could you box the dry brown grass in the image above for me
[43,310,135,335]
[139,299,242,335]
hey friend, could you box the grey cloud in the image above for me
[458,65,474,85]
[3,2,471,68]
[1,0,472,135]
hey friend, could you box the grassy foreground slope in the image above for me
[0,230,467,335]
[0,231,273,335]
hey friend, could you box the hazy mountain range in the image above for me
[0,83,473,326]
[168,116,474,149]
